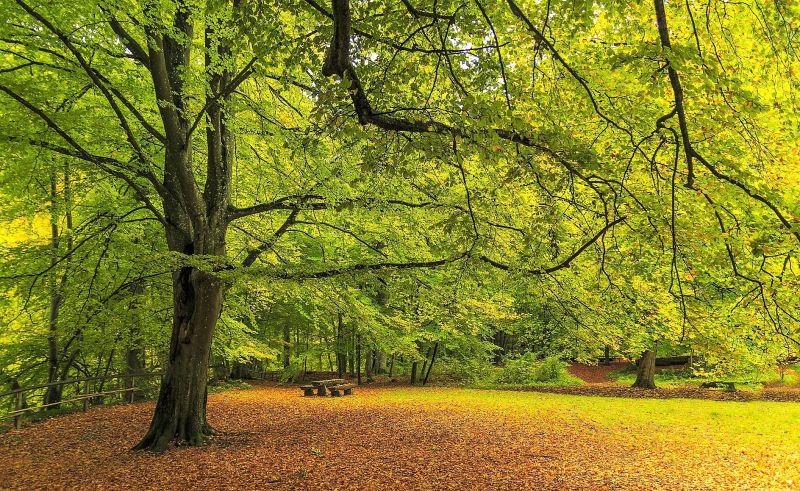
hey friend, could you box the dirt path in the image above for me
[567,362,627,383]
[1,384,798,490]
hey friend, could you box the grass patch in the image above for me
[371,386,800,448]
[208,379,252,394]
[608,363,800,390]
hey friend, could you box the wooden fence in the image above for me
[0,372,163,429]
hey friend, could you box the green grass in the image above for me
[608,364,800,389]
[371,386,800,448]
[469,370,584,389]
[207,379,252,394]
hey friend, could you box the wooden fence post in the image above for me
[14,391,23,429]
[82,379,89,412]
[129,376,135,403]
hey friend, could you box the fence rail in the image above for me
[1,372,163,429]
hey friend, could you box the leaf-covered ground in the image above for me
[561,363,800,402]
[1,384,799,490]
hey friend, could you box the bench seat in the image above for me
[311,379,345,387]
[328,383,356,397]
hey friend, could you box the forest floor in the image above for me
[567,361,628,383]
[1,383,799,490]
[558,362,800,402]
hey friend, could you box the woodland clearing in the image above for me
[1,383,798,490]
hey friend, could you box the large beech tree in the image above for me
[0,0,617,450]
[1,0,798,450]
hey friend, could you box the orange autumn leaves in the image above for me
[0,384,798,490]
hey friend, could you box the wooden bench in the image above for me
[312,379,344,396]
[328,384,355,397]
[299,379,348,397]
[700,381,737,392]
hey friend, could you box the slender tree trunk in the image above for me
[44,292,62,407]
[422,342,438,385]
[365,348,373,382]
[281,324,292,383]
[420,345,432,380]
[356,333,362,385]
[44,170,64,407]
[375,351,387,374]
[282,324,291,369]
[388,353,395,378]
[348,331,355,376]
[97,342,119,400]
[493,331,506,365]
[126,347,145,378]
[10,379,27,410]
[410,360,418,385]
[603,345,611,365]
[632,348,657,389]
[126,279,146,400]
[302,332,308,381]
[336,313,346,378]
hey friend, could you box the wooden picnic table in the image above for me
[311,379,345,387]
[300,379,355,397]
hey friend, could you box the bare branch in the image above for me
[479,216,627,275]
[242,209,299,267]
[277,250,468,280]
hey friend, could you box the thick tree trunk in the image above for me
[125,0,235,453]
[632,349,657,389]
[134,267,223,452]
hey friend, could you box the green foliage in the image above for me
[609,364,800,389]
[430,356,495,385]
[492,354,583,387]
[494,353,541,385]
[0,0,798,408]
[536,357,572,384]
[208,380,252,394]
